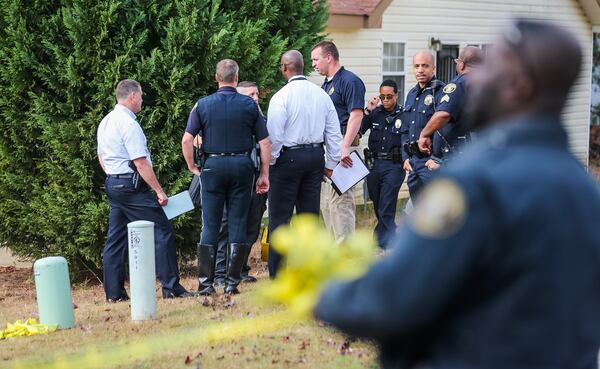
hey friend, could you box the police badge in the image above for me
[424,94,434,106]
[395,119,402,129]
[443,83,457,94]
[328,86,335,95]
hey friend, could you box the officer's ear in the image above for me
[501,69,534,109]
[214,73,220,83]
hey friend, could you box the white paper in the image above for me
[162,190,195,220]
[330,151,370,194]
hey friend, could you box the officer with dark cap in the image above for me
[418,46,483,158]
[361,80,405,249]
[400,51,445,199]
[182,59,271,296]
[315,19,600,369]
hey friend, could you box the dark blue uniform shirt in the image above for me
[321,67,366,133]
[316,115,600,369]
[401,78,445,161]
[435,73,469,150]
[360,104,404,154]
[185,87,268,153]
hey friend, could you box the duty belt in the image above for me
[281,143,323,152]
[206,152,249,158]
[374,152,393,160]
[107,173,134,179]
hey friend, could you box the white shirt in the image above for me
[97,104,151,175]
[267,75,342,169]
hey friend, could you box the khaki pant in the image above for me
[320,181,355,243]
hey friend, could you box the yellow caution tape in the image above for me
[0,318,58,339]
[11,311,299,369]
[9,214,376,369]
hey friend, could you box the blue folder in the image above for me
[162,190,195,220]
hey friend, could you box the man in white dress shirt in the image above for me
[97,79,191,301]
[266,50,343,277]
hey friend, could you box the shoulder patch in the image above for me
[443,83,457,94]
[328,86,335,96]
[440,94,450,103]
[424,94,434,106]
[410,179,467,239]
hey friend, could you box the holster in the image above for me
[128,161,147,191]
[249,138,261,172]
[194,146,206,169]
[363,148,374,170]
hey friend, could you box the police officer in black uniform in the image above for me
[418,46,483,158]
[315,20,600,369]
[182,59,271,295]
[213,82,267,286]
[400,51,445,199]
[361,80,405,249]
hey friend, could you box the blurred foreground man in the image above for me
[315,19,600,369]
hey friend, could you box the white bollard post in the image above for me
[128,220,157,321]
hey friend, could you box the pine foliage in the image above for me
[0,0,328,276]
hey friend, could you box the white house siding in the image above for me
[309,0,593,167]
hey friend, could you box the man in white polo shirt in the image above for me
[97,79,191,302]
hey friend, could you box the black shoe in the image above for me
[224,243,246,295]
[107,295,129,303]
[198,243,217,296]
[162,287,196,299]
[241,274,257,283]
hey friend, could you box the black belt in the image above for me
[281,143,323,152]
[374,152,393,160]
[206,152,249,158]
[107,173,134,179]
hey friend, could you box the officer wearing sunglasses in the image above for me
[360,80,405,249]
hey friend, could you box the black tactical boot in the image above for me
[197,243,217,296]
[241,244,257,283]
[224,243,246,295]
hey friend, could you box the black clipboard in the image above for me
[329,150,370,196]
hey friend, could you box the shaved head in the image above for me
[412,51,436,87]
[413,51,435,66]
[459,46,483,67]
[281,50,304,75]
[467,19,582,129]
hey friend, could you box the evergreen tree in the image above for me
[0,0,328,277]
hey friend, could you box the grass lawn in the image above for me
[0,199,410,369]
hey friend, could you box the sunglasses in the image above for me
[379,94,395,100]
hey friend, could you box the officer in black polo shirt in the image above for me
[311,41,366,242]
[182,59,271,296]
[361,80,405,249]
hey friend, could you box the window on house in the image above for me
[436,44,459,83]
[382,42,405,99]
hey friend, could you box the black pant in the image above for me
[200,155,254,245]
[366,159,405,249]
[268,146,324,277]
[215,189,267,281]
[102,176,181,300]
